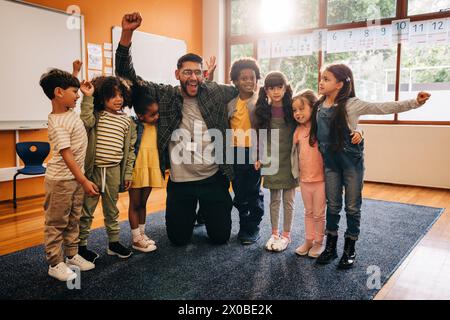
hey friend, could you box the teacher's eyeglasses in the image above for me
[181,69,203,77]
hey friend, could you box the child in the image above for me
[226,58,265,244]
[291,90,364,258]
[254,71,298,252]
[39,68,99,281]
[78,75,137,262]
[128,80,163,252]
[315,64,430,269]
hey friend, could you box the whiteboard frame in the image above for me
[0,0,86,131]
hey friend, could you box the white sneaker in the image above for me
[48,262,77,282]
[142,233,156,246]
[272,236,290,252]
[66,254,95,271]
[265,235,279,251]
[132,235,157,253]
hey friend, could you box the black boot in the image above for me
[316,234,338,265]
[338,238,356,269]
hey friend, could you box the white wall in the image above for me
[202,1,450,189]
[362,124,450,189]
[202,0,226,83]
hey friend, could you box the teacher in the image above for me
[116,12,238,246]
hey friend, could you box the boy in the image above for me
[210,58,265,244]
[39,68,99,281]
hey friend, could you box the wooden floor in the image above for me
[1,182,449,300]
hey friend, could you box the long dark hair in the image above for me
[255,71,294,130]
[293,89,318,147]
[316,64,355,151]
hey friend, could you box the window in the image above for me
[227,0,450,124]
[408,0,450,16]
[398,44,450,121]
[325,48,397,120]
[231,0,319,36]
[327,0,397,25]
[231,0,259,36]
[231,43,254,63]
[259,55,319,93]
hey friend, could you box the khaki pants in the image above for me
[79,165,120,246]
[44,178,84,266]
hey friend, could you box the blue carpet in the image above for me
[0,189,444,300]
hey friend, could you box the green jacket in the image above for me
[79,95,136,192]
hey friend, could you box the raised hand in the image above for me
[206,56,217,74]
[122,12,142,31]
[416,91,431,105]
[80,80,94,97]
[72,60,82,77]
[254,160,261,171]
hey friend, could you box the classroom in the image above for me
[1,0,450,305]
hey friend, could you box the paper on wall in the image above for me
[87,43,103,70]
[88,69,102,81]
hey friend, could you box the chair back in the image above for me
[16,141,50,168]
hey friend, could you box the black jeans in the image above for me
[231,158,264,233]
[165,171,233,246]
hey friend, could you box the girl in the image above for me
[315,64,430,269]
[254,71,298,252]
[128,80,164,252]
[291,90,363,258]
[291,90,326,258]
[78,76,136,262]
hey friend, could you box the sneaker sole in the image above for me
[295,250,309,256]
[107,248,132,259]
[132,245,157,253]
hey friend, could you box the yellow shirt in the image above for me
[230,97,252,147]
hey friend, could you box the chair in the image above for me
[13,141,50,208]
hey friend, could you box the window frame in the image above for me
[226,0,450,125]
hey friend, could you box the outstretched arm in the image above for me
[79,80,96,129]
[116,12,168,99]
[352,91,431,116]
[116,12,142,83]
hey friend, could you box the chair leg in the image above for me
[13,173,20,209]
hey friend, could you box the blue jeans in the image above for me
[321,141,365,240]
[231,148,264,232]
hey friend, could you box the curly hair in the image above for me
[92,76,132,112]
[255,71,294,130]
[39,69,80,100]
[229,57,261,82]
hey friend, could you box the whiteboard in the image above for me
[112,27,187,86]
[0,0,84,130]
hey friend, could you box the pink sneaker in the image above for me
[295,240,314,256]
